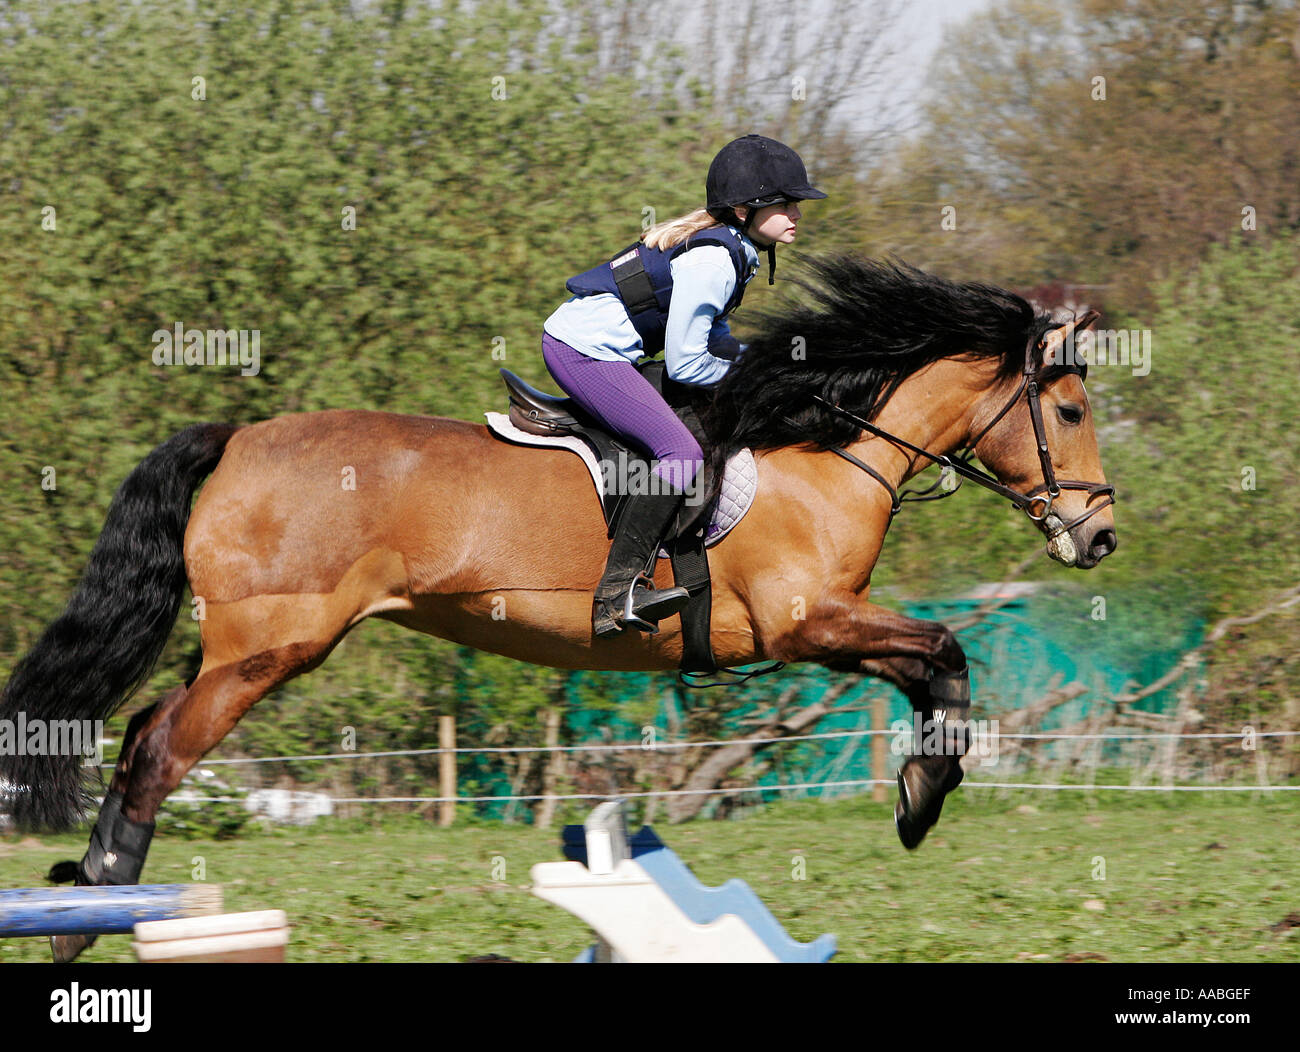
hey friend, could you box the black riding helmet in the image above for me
[706,134,827,284]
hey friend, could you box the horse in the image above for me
[0,255,1116,961]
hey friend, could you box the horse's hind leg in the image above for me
[50,687,187,879]
[48,683,190,962]
[49,634,336,962]
[48,685,186,888]
[118,639,331,822]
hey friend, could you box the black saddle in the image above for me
[500,362,716,539]
[501,371,583,433]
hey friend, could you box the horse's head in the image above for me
[970,311,1117,569]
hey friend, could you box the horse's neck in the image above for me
[842,357,997,486]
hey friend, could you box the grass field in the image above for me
[2,788,1297,963]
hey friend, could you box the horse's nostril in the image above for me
[1091,529,1117,559]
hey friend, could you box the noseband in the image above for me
[808,324,1117,543]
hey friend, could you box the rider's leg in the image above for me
[591,483,691,636]
[542,334,700,636]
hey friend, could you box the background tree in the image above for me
[2,0,1295,820]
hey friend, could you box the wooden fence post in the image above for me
[535,706,564,829]
[439,715,456,827]
[872,695,887,802]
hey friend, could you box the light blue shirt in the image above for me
[545,226,759,386]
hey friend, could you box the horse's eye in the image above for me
[1057,403,1084,426]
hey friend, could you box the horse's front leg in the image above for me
[771,594,970,849]
[857,654,972,848]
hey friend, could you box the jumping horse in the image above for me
[0,256,1116,961]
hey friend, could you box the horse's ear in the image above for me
[1038,309,1100,368]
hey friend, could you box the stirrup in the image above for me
[622,572,689,634]
[592,574,690,638]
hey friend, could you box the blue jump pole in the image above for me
[0,884,223,937]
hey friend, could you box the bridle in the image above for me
[806,316,1117,544]
[688,318,1116,689]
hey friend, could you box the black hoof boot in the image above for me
[47,790,155,962]
[894,754,964,850]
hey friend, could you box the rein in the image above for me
[688,321,1116,689]
[804,326,1116,542]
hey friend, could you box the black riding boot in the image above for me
[592,488,691,638]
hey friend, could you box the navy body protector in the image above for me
[565,227,755,361]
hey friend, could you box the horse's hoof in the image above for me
[50,933,97,963]
[894,756,964,850]
[48,859,80,883]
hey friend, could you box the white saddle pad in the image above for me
[484,412,758,554]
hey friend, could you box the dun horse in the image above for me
[0,257,1116,961]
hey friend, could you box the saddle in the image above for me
[497,361,720,674]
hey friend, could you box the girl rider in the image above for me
[542,134,826,638]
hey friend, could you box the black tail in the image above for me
[0,423,239,831]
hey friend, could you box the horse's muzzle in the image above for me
[1044,514,1116,569]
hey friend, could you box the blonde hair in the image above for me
[641,208,721,250]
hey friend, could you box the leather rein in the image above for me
[688,320,1116,689]
[805,322,1117,543]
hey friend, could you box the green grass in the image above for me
[2,789,1297,963]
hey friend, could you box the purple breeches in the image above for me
[541,333,703,489]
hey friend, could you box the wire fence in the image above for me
[162,725,1300,820]
[156,582,1300,820]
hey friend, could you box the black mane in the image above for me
[699,254,1055,487]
